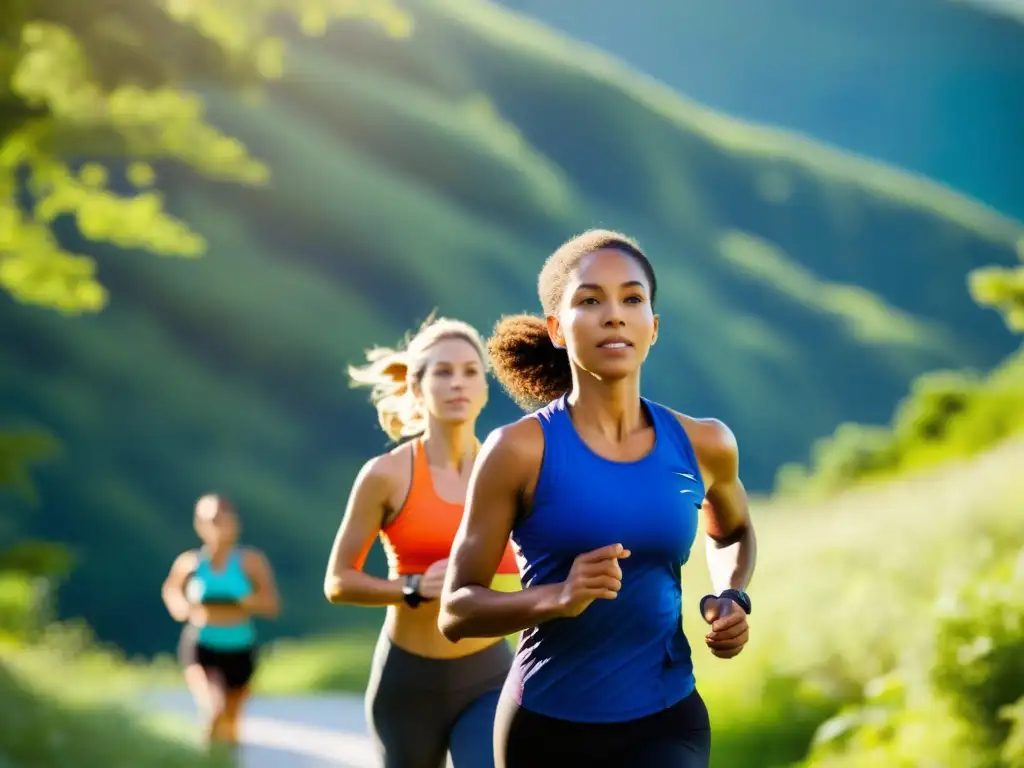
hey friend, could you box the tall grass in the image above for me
[694,438,1024,766]
[0,619,226,768]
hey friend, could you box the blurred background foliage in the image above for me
[1,0,1022,766]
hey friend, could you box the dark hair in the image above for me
[488,229,657,409]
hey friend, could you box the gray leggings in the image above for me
[365,631,513,768]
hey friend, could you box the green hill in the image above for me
[495,0,1024,220]
[1,0,1021,655]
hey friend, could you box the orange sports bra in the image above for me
[368,440,519,576]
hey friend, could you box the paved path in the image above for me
[141,690,378,767]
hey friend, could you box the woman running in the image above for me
[324,315,521,768]
[438,230,757,768]
[160,493,280,754]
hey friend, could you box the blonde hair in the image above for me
[348,312,489,441]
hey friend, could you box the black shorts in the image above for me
[178,625,257,691]
[495,687,712,768]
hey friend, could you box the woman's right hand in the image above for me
[418,558,450,600]
[557,544,631,618]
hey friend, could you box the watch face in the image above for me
[403,587,422,607]
[403,575,420,596]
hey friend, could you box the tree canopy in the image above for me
[0,0,411,314]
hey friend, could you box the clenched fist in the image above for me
[557,543,631,618]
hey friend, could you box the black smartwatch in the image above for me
[402,574,425,608]
[700,589,752,616]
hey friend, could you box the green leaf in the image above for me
[0,429,60,503]
[0,0,412,314]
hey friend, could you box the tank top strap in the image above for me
[227,546,245,573]
[398,437,448,514]
[408,437,435,503]
[532,393,573,441]
[380,440,426,532]
[645,399,706,495]
[193,547,210,571]
[408,437,482,508]
[537,393,571,428]
[530,395,575,504]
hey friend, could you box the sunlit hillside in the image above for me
[1,0,1020,654]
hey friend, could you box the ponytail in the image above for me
[348,347,425,441]
[488,314,572,409]
[349,313,489,440]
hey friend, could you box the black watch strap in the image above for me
[719,588,751,615]
[699,593,716,617]
[700,589,751,617]
[402,574,424,608]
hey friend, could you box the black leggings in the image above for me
[365,630,513,768]
[495,686,712,768]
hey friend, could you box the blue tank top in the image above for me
[508,394,705,723]
[186,548,256,650]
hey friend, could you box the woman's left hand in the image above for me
[702,597,749,659]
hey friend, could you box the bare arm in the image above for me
[242,548,281,619]
[691,419,757,594]
[161,551,197,623]
[324,454,406,606]
[439,422,569,642]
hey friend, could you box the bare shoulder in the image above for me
[480,414,545,473]
[358,442,413,492]
[176,548,200,569]
[669,411,739,477]
[167,549,198,578]
[240,546,272,571]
